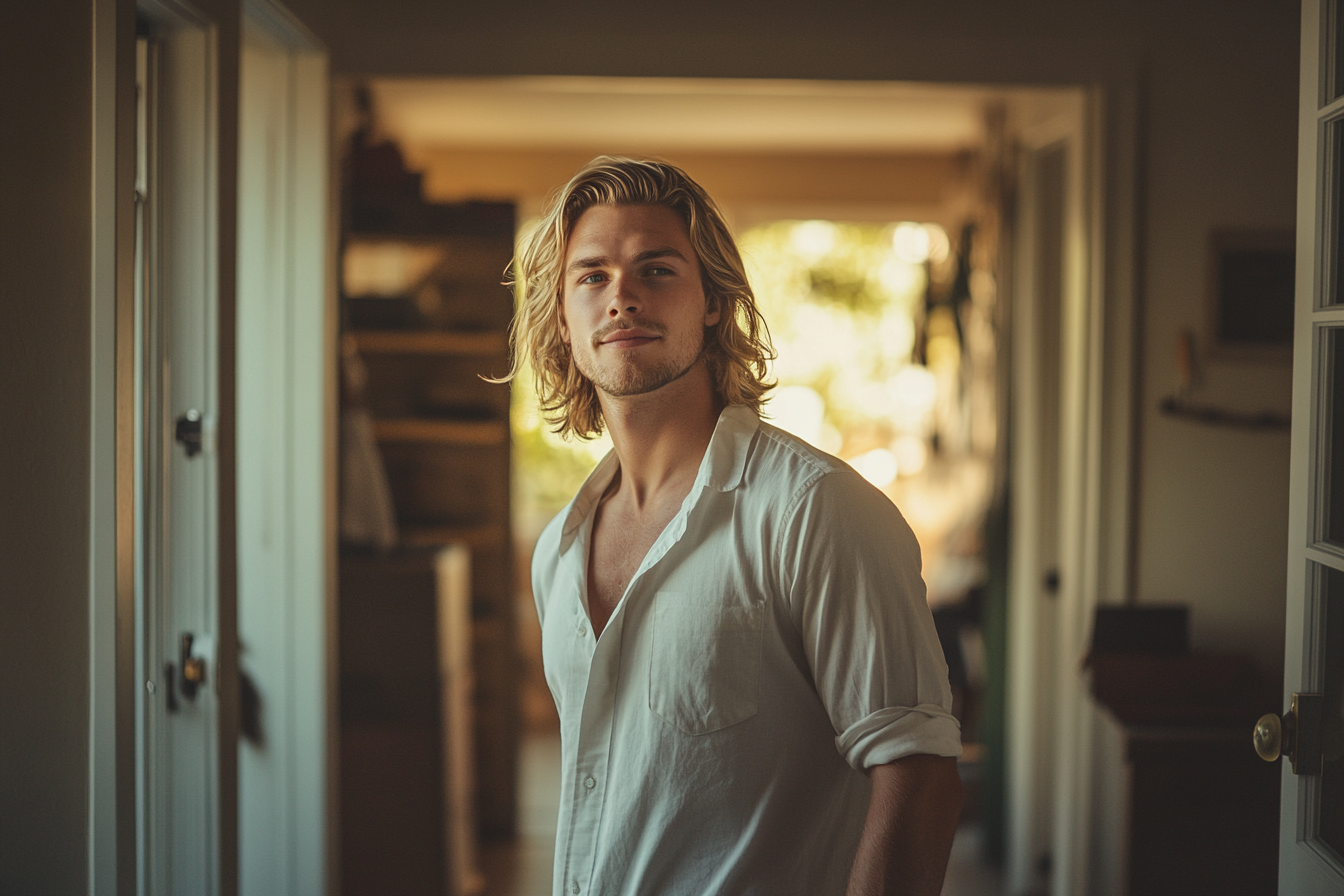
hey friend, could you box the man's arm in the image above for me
[846,754,963,896]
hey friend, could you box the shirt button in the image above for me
[576,623,587,637]
[571,882,581,894]
[584,775,596,790]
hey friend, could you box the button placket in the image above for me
[566,610,621,896]
[561,481,699,896]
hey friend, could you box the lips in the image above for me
[595,325,662,347]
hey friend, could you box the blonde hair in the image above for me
[504,155,774,439]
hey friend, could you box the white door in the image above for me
[236,3,331,893]
[1278,0,1344,891]
[1005,89,1104,896]
[134,16,223,896]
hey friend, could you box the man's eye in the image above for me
[580,272,607,284]
[646,266,674,276]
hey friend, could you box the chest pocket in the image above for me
[648,590,763,735]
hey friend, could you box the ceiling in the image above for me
[369,76,997,153]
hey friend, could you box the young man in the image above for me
[509,156,963,896]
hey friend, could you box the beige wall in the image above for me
[0,2,98,889]
[1133,21,1298,675]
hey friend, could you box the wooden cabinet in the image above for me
[1088,653,1280,896]
[340,547,481,896]
[339,196,520,857]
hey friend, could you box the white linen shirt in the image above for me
[532,405,961,896]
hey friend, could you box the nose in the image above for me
[608,272,641,318]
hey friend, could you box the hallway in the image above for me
[480,733,1003,896]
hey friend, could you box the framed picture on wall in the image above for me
[1204,229,1295,363]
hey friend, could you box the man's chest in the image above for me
[542,493,805,720]
[585,497,681,634]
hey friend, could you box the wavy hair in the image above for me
[502,155,774,439]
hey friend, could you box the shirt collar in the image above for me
[557,404,760,552]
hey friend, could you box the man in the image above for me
[509,156,964,896]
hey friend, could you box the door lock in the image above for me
[175,409,203,457]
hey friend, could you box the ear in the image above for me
[703,294,722,328]
[557,296,571,345]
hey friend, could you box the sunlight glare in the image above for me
[891,222,931,264]
[768,385,827,447]
[891,365,938,414]
[892,433,928,477]
[851,448,899,488]
[790,220,839,260]
[877,258,921,298]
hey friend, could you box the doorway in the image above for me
[331,75,1099,896]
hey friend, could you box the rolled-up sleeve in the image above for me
[779,469,962,769]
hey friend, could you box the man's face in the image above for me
[560,203,721,399]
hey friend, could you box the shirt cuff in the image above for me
[835,705,963,769]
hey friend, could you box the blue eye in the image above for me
[581,272,607,284]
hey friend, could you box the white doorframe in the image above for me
[90,0,136,892]
[1005,86,1118,896]
[1279,1,1344,891]
[236,2,332,893]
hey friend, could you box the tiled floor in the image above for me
[482,732,1002,896]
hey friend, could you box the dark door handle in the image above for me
[163,661,180,713]
[175,409,203,457]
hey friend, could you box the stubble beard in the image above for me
[576,324,708,399]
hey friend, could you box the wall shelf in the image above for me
[1158,396,1290,431]
[373,418,509,446]
[401,523,508,550]
[352,329,508,357]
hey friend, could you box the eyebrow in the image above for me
[566,246,689,274]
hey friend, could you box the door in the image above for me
[236,3,331,893]
[1278,0,1344,890]
[134,14,223,895]
[1005,89,1103,896]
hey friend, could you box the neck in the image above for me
[597,361,724,511]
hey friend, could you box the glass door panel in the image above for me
[1325,328,1344,545]
[1315,562,1344,859]
[1332,0,1344,104]
[1326,121,1344,307]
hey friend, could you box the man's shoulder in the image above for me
[747,419,910,533]
[746,419,852,491]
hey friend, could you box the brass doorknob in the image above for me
[1254,713,1282,762]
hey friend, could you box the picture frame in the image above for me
[1204,229,1295,363]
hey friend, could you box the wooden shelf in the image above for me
[1158,396,1290,431]
[400,523,507,550]
[351,330,508,356]
[374,417,508,446]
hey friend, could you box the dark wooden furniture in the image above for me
[340,547,481,896]
[1089,653,1281,896]
[341,194,520,841]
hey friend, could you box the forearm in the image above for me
[846,754,963,896]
